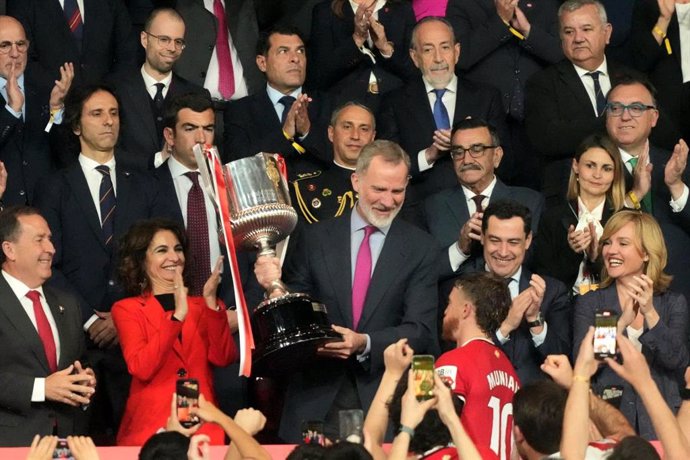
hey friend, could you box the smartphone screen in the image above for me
[301,420,326,445]
[594,311,618,359]
[412,354,435,401]
[52,439,74,460]
[176,378,200,428]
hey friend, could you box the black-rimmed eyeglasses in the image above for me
[450,144,497,160]
[145,32,186,50]
[605,102,657,117]
[0,40,29,54]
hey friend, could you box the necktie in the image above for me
[352,225,376,330]
[586,71,607,116]
[153,83,165,111]
[626,157,653,212]
[213,0,235,99]
[279,95,296,125]
[471,194,486,213]
[63,0,83,42]
[95,165,116,248]
[185,172,211,296]
[26,290,57,373]
[432,89,450,130]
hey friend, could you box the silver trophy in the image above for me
[200,150,341,376]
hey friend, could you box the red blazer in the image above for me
[112,294,237,446]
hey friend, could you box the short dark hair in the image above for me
[286,444,327,460]
[256,25,305,56]
[513,380,568,455]
[118,218,188,296]
[387,370,462,454]
[481,199,532,235]
[64,83,120,134]
[139,431,190,460]
[163,92,214,130]
[453,272,511,335]
[608,436,661,460]
[451,118,501,146]
[329,101,376,130]
[144,7,184,33]
[0,206,42,265]
[607,73,659,107]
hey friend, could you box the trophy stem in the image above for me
[256,237,276,257]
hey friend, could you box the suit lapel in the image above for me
[408,80,436,135]
[127,75,159,147]
[256,91,282,131]
[444,187,470,232]
[321,217,354,327]
[65,163,107,250]
[557,61,595,116]
[43,288,73,370]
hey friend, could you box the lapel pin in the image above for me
[58,305,65,314]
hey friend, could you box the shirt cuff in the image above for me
[530,321,548,347]
[357,334,372,362]
[669,184,689,212]
[417,149,433,172]
[32,378,46,402]
[153,151,166,169]
[5,104,22,118]
[495,329,509,344]
[52,108,64,125]
[83,313,99,332]
[448,243,469,272]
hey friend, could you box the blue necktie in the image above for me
[279,95,296,125]
[432,89,450,130]
[96,165,116,248]
[63,0,83,42]
[587,71,607,116]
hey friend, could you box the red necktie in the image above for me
[213,0,235,99]
[471,194,486,213]
[26,290,57,373]
[185,172,211,296]
[352,225,376,330]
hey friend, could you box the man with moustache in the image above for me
[108,8,209,171]
[0,15,73,206]
[435,271,520,460]
[291,102,376,224]
[254,139,440,442]
[34,85,163,440]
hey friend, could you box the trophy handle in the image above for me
[257,237,290,296]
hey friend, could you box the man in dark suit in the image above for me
[8,0,138,86]
[0,206,96,446]
[34,84,163,441]
[0,16,74,206]
[223,25,331,176]
[108,8,209,171]
[377,17,508,225]
[424,118,544,280]
[254,140,440,442]
[460,200,571,385]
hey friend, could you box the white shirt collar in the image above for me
[168,154,198,179]
[140,64,173,89]
[461,175,498,201]
[78,153,116,171]
[572,57,609,78]
[2,269,46,298]
[422,74,458,94]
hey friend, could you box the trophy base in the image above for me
[251,293,342,377]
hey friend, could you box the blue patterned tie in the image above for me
[587,71,607,116]
[63,0,83,42]
[432,89,450,130]
[96,165,116,248]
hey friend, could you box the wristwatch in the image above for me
[526,313,544,328]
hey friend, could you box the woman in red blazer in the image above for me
[112,219,237,446]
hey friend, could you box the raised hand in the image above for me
[49,62,74,110]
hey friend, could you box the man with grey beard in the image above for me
[254,139,440,442]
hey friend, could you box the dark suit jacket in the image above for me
[378,77,508,224]
[308,1,418,108]
[223,89,331,175]
[108,71,210,171]
[574,285,688,439]
[8,0,138,86]
[461,260,572,385]
[534,200,614,289]
[446,0,563,114]
[278,210,441,442]
[34,157,164,322]
[0,276,86,446]
[173,0,264,95]
[0,71,58,206]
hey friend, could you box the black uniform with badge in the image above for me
[291,164,357,224]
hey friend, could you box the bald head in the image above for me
[0,16,28,80]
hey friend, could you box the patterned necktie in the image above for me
[279,95,296,125]
[26,290,57,373]
[586,71,607,116]
[95,165,116,248]
[213,0,235,99]
[471,194,486,213]
[63,0,83,41]
[185,172,211,296]
[432,89,450,130]
[352,225,376,330]
[626,157,653,212]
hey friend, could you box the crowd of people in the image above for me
[0,0,689,459]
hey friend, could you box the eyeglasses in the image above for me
[0,40,29,54]
[450,144,497,159]
[144,32,186,50]
[605,102,656,117]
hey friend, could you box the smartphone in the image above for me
[176,378,200,428]
[593,310,618,359]
[411,355,435,401]
[338,409,364,444]
[300,420,326,445]
[52,439,74,460]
